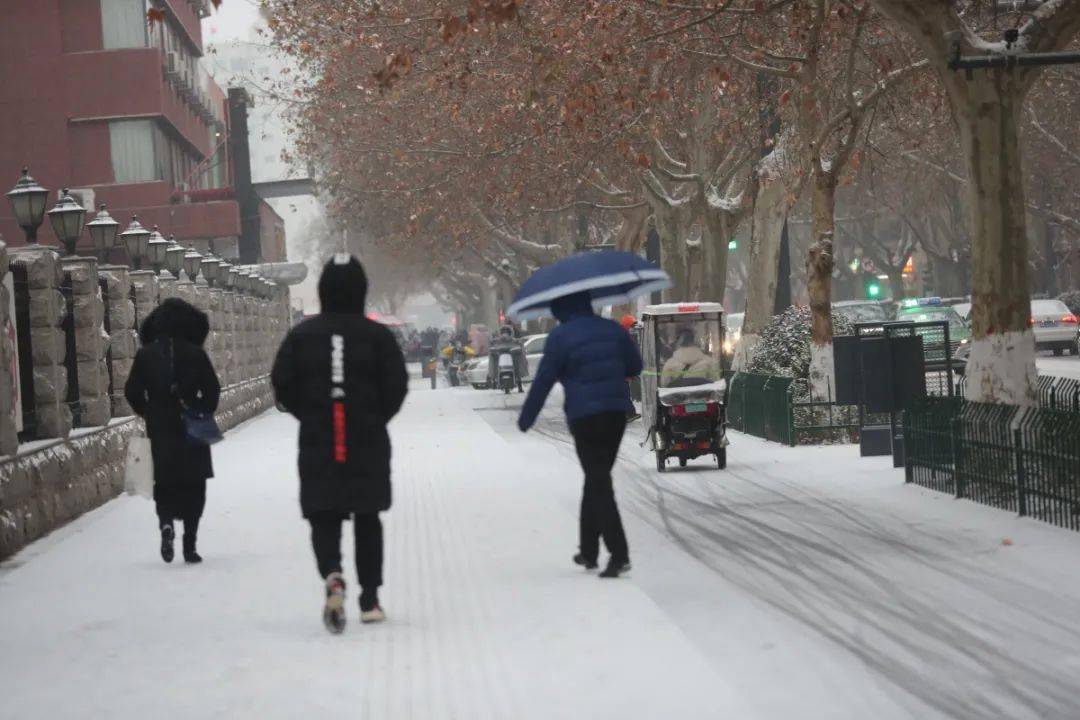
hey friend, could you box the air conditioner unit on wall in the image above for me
[165,51,180,81]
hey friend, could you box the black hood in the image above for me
[139,297,210,346]
[550,292,594,323]
[318,255,368,315]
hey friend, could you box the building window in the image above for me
[100,0,148,49]
[109,120,159,183]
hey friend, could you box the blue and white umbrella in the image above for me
[507,251,671,321]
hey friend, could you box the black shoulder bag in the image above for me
[167,338,224,446]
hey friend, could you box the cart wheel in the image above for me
[716,448,727,470]
[679,457,687,468]
[656,453,666,473]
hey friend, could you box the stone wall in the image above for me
[0,421,137,560]
[0,240,18,457]
[0,260,292,562]
[62,257,110,428]
[0,373,279,561]
[100,265,136,417]
[9,246,70,438]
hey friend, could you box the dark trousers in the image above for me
[309,512,384,591]
[155,480,206,550]
[571,411,629,564]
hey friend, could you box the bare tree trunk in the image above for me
[733,177,788,370]
[957,74,1037,405]
[887,269,906,300]
[479,281,499,330]
[700,206,733,304]
[807,171,836,400]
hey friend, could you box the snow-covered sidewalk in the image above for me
[4,381,1080,719]
[0,384,738,719]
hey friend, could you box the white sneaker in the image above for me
[360,606,386,624]
[323,572,347,634]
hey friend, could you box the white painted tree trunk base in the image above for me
[731,333,760,373]
[964,330,1037,406]
[808,341,835,402]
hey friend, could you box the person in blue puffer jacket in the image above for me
[518,291,643,578]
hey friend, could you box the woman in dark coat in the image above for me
[271,255,408,633]
[125,298,221,564]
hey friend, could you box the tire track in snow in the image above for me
[528,414,1080,719]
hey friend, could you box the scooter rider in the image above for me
[489,325,526,392]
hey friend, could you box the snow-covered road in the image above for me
[3,380,1080,719]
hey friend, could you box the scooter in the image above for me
[497,353,517,394]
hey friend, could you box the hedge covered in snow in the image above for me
[747,305,855,379]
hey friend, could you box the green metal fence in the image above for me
[905,397,1080,531]
[958,373,1080,411]
[727,373,859,446]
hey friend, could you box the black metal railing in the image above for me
[727,372,859,446]
[11,262,36,441]
[957,373,1080,411]
[100,277,114,404]
[905,397,1080,531]
[60,271,81,428]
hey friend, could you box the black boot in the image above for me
[160,524,175,564]
[573,553,598,570]
[183,518,202,564]
[599,558,631,579]
[183,541,202,564]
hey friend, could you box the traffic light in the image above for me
[728,239,738,251]
[863,272,881,299]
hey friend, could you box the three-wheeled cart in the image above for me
[640,303,729,471]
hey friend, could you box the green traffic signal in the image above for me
[728,239,737,251]
[867,283,881,298]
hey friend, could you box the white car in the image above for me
[521,333,548,378]
[464,356,490,388]
[1030,299,1079,355]
[465,333,549,389]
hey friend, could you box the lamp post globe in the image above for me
[225,265,239,290]
[6,168,50,243]
[47,189,87,257]
[218,261,233,289]
[201,252,222,287]
[86,205,120,263]
[183,247,203,282]
[146,227,169,274]
[164,234,185,278]
[120,216,151,270]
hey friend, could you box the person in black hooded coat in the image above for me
[271,255,408,631]
[125,297,221,564]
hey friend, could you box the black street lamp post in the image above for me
[47,189,88,257]
[86,205,120,263]
[6,168,50,244]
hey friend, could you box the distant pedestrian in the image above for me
[517,291,643,578]
[271,255,409,634]
[125,298,221,565]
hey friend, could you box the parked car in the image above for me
[833,299,892,324]
[464,356,490,389]
[465,333,549,388]
[521,333,548,379]
[896,297,971,370]
[1030,298,1079,355]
